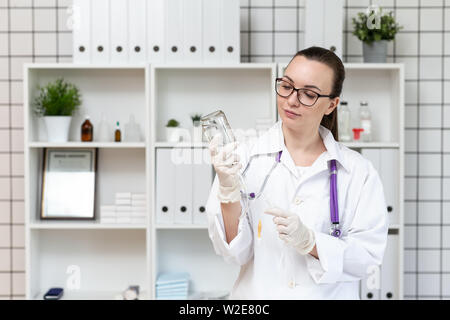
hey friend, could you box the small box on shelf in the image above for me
[99,192,147,225]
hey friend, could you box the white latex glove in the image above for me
[209,133,242,203]
[264,207,316,255]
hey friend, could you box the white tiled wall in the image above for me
[0,0,448,299]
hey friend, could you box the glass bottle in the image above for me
[124,114,141,142]
[338,101,352,142]
[359,101,372,142]
[81,115,93,142]
[115,121,121,142]
[96,112,111,142]
[200,110,248,219]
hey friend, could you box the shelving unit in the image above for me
[24,62,404,300]
[278,62,405,300]
[149,63,277,300]
[24,64,151,300]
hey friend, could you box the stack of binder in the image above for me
[73,0,240,64]
[156,272,190,300]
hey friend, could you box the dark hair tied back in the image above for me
[289,46,345,140]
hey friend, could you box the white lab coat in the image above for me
[205,120,389,300]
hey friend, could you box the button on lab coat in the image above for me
[205,121,389,299]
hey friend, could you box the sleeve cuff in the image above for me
[305,230,346,284]
[208,207,254,265]
[214,214,249,253]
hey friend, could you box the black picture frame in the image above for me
[40,148,97,220]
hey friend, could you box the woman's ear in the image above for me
[324,97,340,116]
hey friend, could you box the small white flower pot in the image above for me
[192,121,203,142]
[166,127,181,143]
[44,116,72,143]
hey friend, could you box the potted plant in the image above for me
[352,6,402,63]
[190,113,203,142]
[34,78,81,142]
[165,118,180,142]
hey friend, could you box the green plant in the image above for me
[166,119,180,127]
[34,78,82,116]
[352,8,402,44]
[190,113,202,124]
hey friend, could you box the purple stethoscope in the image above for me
[240,150,341,238]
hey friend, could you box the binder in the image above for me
[360,264,381,300]
[363,148,399,226]
[72,0,91,63]
[202,0,222,64]
[304,0,343,58]
[165,0,184,63]
[147,0,166,63]
[183,0,202,63]
[381,233,399,300]
[304,0,325,49]
[156,149,175,224]
[110,0,128,64]
[174,148,193,224]
[221,0,240,63]
[379,149,399,226]
[128,0,147,63]
[91,0,110,64]
[192,149,213,225]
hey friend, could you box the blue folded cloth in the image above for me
[156,272,190,300]
[157,286,188,292]
[156,292,188,298]
[156,283,188,291]
[156,295,188,300]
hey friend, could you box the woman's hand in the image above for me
[209,133,242,203]
[264,207,316,256]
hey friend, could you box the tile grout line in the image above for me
[56,0,59,63]
[296,0,299,52]
[440,0,445,301]
[7,0,12,300]
[272,0,274,63]
[248,0,251,62]
[415,0,421,300]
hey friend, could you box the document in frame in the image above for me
[41,149,96,219]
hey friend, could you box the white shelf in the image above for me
[32,290,149,300]
[344,63,403,70]
[153,141,400,149]
[25,63,147,70]
[29,221,146,230]
[343,142,400,149]
[151,62,275,70]
[154,141,208,148]
[28,142,146,148]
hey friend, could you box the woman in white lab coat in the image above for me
[205,46,389,299]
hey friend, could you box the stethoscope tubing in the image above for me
[240,151,341,238]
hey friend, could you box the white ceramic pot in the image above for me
[192,121,203,142]
[44,116,72,142]
[166,127,181,143]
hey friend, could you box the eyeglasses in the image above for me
[275,78,334,107]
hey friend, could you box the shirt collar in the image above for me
[248,120,350,174]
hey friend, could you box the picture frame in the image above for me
[40,148,97,220]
